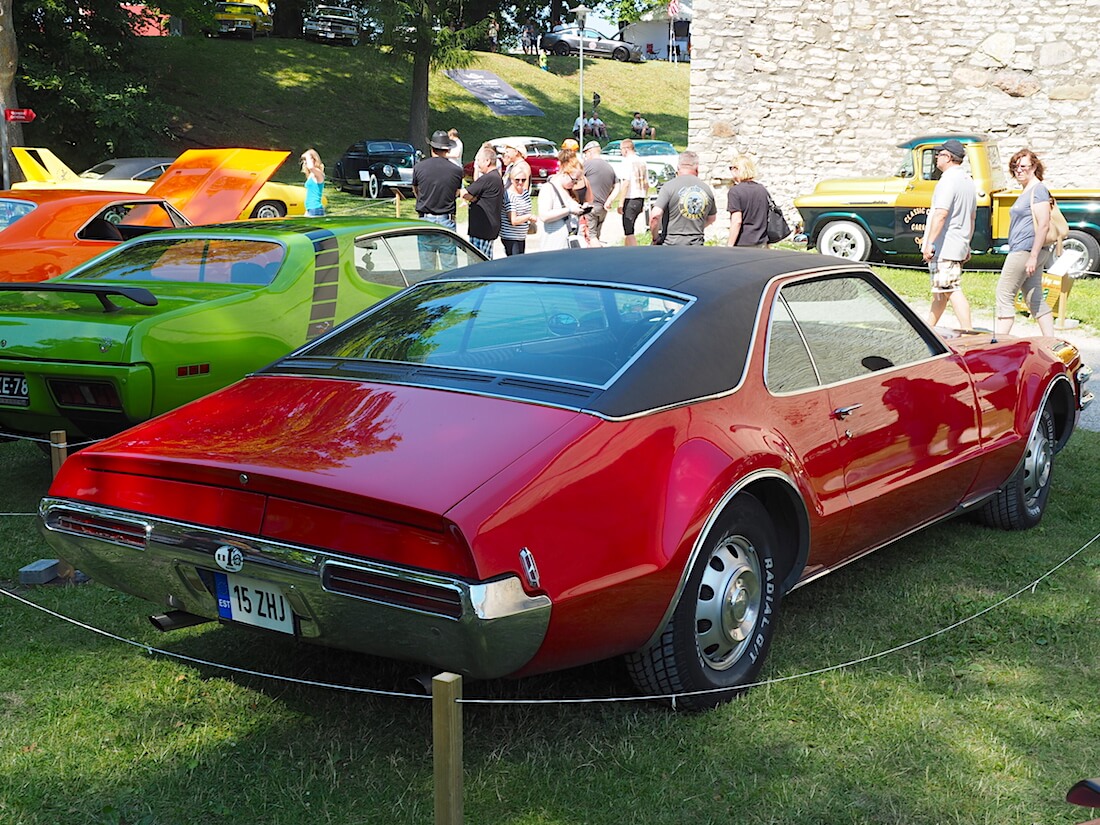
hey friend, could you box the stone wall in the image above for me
[688,0,1100,240]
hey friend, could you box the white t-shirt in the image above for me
[446,137,463,167]
[928,164,976,262]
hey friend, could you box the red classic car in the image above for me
[39,247,1092,709]
[462,136,560,185]
[0,149,288,282]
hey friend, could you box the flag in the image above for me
[668,0,680,18]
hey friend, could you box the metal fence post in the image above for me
[433,672,463,825]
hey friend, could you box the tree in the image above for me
[0,0,23,169]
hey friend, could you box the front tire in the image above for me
[250,200,286,219]
[612,46,630,62]
[365,172,380,199]
[1062,230,1100,278]
[816,220,872,261]
[625,494,781,710]
[977,407,1056,530]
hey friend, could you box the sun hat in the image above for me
[500,139,527,156]
[429,130,453,150]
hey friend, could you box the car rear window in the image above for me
[306,279,687,388]
[0,199,36,231]
[67,238,285,285]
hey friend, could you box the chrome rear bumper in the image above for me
[39,498,551,679]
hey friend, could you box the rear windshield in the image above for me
[305,279,687,388]
[67,238,285,285]
[0,199,35,231]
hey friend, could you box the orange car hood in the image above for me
[147,148,289,223]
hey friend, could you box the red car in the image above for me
[39,248,1092,709]
[462,136,560,185]
[0,149,288,282]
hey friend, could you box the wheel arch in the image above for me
[806,211,876,246]
[641,469,810,652]
[1042,373,1076,452]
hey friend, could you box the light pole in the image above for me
[570,4,590,145]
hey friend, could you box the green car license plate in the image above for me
[0,372,29,407]
[213,572,294,634]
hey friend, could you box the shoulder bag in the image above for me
[1031,188,1069,252]
[765,191,791,244]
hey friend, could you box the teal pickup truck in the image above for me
[795,134,1100,275]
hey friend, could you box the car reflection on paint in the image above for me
[0,217,484,441]
[38,247,1091,710]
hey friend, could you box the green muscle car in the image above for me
[0,217,484,441]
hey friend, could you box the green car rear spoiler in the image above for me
[0,283,158,313]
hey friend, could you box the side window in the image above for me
[779,276,940,386]
[765,297,819,393]
[354,237,406,287]
[920,148,941,181]
[381,232,483,283]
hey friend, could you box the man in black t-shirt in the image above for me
[412,130,464,268]
[461,146,504,258]
[582,141,620,245]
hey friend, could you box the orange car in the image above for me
[0,148,288,282]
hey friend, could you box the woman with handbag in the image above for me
[537,151,588,251]
[995,149,1055,336]
[725,155,773,247]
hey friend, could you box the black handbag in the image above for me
[766,193,791,244]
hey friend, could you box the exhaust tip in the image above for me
[149,610,213,633]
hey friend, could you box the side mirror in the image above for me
[1067,778,1100,808]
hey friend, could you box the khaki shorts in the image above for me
[930,260,963,293]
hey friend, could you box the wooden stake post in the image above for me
[50,429,68,478]
[433,672,463,825]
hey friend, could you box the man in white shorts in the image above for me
[921,139,975,329]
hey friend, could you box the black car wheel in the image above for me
[365,172,380,199]
[553,42,570,56]
[250,200,286,219]
[625,493,781,710]
[612,46,630,62]
[976,406,1056,530]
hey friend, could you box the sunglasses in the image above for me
[514,177,530,182]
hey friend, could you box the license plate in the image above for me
[0,372,29,407]
[213,572,294,634]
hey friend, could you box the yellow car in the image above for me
[213,1,273,39]
[12,147,311,219]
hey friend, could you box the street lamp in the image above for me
[570,4,590,145]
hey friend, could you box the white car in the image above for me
[603,139,678,190]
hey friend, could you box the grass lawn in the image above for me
[2,428,1100,823]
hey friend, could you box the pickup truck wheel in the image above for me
[1063,230,1100,278]
[817,220,871,261]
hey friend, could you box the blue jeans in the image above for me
[305,207,325,217]
[418,213,458,270]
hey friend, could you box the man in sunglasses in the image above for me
[921,139,975,330]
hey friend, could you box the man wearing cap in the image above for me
[582,141,619,245]
[412,130,464,267]
[921,138,975,329]
[499,140,526,187]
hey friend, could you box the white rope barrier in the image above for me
[2,528,1096,706]
[1,430,102,449]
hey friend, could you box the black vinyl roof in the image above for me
[430,247,860,417]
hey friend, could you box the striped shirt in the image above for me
[500,188,533,241]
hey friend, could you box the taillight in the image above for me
[322,563,463,618]
[48,509,148,549]
[47,379,123,410]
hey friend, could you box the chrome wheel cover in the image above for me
[695,535,761,670]
[1022,416,1054,511]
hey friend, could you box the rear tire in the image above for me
[976,406,1055,530]
[250,200,286,219]
[816,220,872,261]
[625,494,781,711]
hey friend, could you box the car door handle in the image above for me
[833,404,863,419]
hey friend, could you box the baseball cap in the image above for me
[561,138,580,151]
[937,139,966,161]
[583,140,602,152]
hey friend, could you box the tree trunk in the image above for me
[0,0,23,183]
[407,34,432,151]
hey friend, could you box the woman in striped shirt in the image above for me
[500,160,537,255]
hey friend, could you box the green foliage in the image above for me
[14,1,172,168]
[597,0,666,24]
